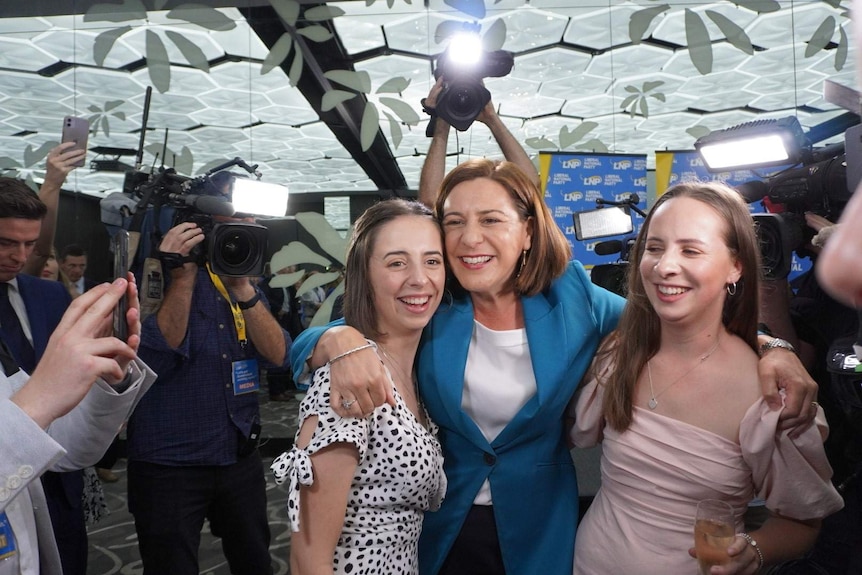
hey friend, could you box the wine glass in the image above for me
[694,499,735,574]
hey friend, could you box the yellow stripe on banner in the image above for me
[654,151,675,197]
[538,152,552,194]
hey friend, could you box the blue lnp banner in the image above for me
[540,152,647,269]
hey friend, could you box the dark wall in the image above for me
[56,191,113,283]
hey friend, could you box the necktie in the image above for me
[0,283,35,373]
[0,338,19,377]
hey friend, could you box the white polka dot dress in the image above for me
[272,347,446,575]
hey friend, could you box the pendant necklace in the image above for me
[646,334,721,410]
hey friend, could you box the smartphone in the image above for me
[112,230,130,342]
[61,116,89,168]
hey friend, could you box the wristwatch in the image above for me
[760,337,797,355]
[236,293,261,310]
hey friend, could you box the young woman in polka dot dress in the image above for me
[271,199,447,575]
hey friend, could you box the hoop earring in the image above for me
[726,282,737,296]
[516,250,528,279]
[439,289,454,312]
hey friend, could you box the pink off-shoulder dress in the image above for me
[569,363,843,575]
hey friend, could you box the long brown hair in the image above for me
[342,198,441,339]
[599,181,761,431]
[435,159,570,296]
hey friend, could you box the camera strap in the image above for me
[206,263,248,347]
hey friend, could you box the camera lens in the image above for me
[219,230,253,267]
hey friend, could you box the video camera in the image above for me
[126,157,269,277]
[736,145,851,279]
[572,194,646,297]
[433,47,514,131]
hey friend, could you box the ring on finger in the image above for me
[811,400,819,409]
[341,398,356,410]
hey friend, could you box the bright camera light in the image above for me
[447,32,483,67]
[231,179,289,217]
[694,116,806,173]
[698,135,791,171]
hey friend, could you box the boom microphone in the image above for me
[167,193,236,217]
[594,240,624,256]
[735,180,769,204]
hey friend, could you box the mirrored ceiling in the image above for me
[0,0,856,199]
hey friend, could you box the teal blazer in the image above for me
[290,262,624,575]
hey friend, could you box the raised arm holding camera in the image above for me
[125,216,290,575]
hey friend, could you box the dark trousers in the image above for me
[127,453,273,575]
[438,505,506,575]
[41,470,87,575]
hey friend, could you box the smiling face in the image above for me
[369,215,445,341]
[639,196,741,330]
[440,177,532,301]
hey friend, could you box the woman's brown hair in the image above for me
[342,198,441,339]
[435,159,570,297]
[599,181,762,431]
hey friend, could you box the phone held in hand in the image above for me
[112,230,130,342]
[61,116,89,168]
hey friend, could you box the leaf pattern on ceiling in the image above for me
[620,81,666,118]
[526,122,606,153]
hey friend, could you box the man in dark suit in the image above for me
[0,176,97,575]
[59,243,98,296]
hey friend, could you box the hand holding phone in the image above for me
[61,116,89,168]
[112,231,130,342]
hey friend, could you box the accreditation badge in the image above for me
[232,358,260,395]
[0,511,17,559]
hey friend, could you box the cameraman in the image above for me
[126,219,291,575]
[759,212,862,573]
[418,77,539,205]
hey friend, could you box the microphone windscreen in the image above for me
[193,195,236,217]
[594,240,623,256]
[735,180,768,204]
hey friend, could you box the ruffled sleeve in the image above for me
[740,398,844,520]
[270,362,371,531]
[567,356,612,448]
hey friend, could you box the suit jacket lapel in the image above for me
[426,298,492,450]
[16,275,48,358]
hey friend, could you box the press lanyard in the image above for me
[206,263,248,346]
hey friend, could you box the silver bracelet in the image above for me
[329,343,374,365]
[736,532,764,572]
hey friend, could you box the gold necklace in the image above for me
[646,335,721,410]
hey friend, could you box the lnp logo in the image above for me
[565,225,576,235]
[689,156,704,167]
[633,176,647,187]
[614,192,636,202]
[562,158,582,169]
[583,175,603,186]
[613,160,632,170]
[563,191,584,202]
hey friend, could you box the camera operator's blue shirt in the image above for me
[128,268,291,466]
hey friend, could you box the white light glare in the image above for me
[699,135,790,170]
[232,179,289,217]
[447,32,483,67]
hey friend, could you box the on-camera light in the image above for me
[446,32,484,68]
[231,179,289,217]
[695,116,807,172]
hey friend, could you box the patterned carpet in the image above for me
[85,389,303,575]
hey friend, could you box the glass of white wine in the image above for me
[694,499,735,574]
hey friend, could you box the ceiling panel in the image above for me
[0,0,854,199]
